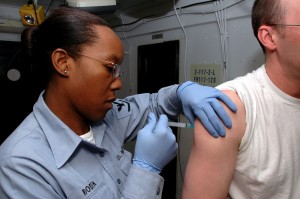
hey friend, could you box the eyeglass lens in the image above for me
[113,64,122,78]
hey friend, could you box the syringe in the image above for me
[168,122,194,128]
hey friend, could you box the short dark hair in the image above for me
[251,0,286,52]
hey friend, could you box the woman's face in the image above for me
[68,25,124,122]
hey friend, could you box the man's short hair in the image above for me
[251,0,286,53]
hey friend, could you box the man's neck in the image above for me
[265,62,300,99]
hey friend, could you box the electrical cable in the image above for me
[173,0,189,184]
[181,0,220,9]
[173,0,188,82]
[113,0,245,32]
[45,0,54,15]
[214,0,229,82]
[113,15,155,28]
[181,0,243,14]
[33,5,40,26]
[27,0,39,26]
[120,12,133,94]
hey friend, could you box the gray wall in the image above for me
[114,1,264,198]
[0,1,264,198]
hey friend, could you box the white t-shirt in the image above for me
[80,127,96,144]
[218,65,300,199]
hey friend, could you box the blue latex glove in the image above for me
[177,81,237,137]
[133,112,178,173]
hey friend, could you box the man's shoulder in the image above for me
[221,90,246,141]
[194,89,246,146]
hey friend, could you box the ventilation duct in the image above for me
[66,0,117,14]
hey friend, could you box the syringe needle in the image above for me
[168,122,194,128]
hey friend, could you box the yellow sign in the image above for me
[190,64,222,87]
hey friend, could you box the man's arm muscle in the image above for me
[182,90,246,199]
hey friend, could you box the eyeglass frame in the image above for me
[267,23,300,27]
[71,52,123,78]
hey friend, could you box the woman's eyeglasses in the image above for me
[72,52,123,78]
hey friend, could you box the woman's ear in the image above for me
[51,48,70,77]
[258,25,277,51]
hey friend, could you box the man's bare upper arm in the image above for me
[182,90,246,199]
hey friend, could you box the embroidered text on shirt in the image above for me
[82,181,97,196]
[113,100,130,112]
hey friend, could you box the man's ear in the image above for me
[258,25,277,51]
[51,48,70,76]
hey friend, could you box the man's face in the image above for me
[274,0,300,75]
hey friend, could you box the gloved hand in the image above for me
[177,81,237,137]
[133,112,178,173]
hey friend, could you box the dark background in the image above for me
[0,41,41,144]
[138,40,179,199]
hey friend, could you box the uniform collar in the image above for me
[33,91,83,168]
